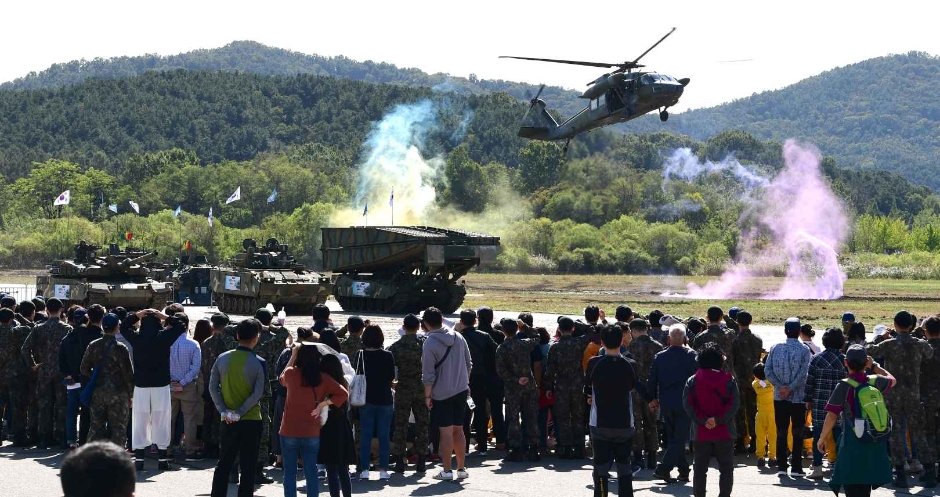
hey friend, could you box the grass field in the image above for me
[462,273,940,326]
[4,269,939,327]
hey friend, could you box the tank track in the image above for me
[335,283,466,315]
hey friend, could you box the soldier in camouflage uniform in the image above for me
[496,318,541,462]
[0,307,34,446]
[80,313,135,447]
[627,318,664,469]
[545,316,591,459]
[388,314,429,473]
[731,311,763,453]
[253,308,292,481]
[868,310,935,487]
[337,316,365,359]
[21,297,71,447]
[691,306,736,375]
[920,316,940,488]
[201,313,235,458]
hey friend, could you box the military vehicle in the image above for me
[501,27,689,152]
[210,238,331,315]
[167,255,214,306]
[321,226,500,314]
[36,241,174,309]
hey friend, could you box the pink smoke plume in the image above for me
[685,140,848,300]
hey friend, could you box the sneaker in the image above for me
[757,459,766,469]
[677,472,690,482]
[359,470,371,481]
[653,468,674,483]
[379,470,390,480]
[318,468,327,480]
[911,459,925,474]
[456,468,469,480]
[158,460,177,471]
[769,459,778,467]
[433,470,453,481]
[807,467,824,480]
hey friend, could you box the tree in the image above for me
[443,146,488,212]
[518,142,564,192]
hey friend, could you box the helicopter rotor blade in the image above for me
[499,55,620,69]
[531,84,546,103]
[631,27,676,65]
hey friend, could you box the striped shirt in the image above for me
[764,338,812,403]
[805,348,847,425]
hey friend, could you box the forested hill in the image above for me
[623,52,940,189]
[1,40,586,119]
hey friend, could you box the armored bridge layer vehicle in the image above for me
[210,238,331,315]
[36,242,174,309]
[321,226,500,314]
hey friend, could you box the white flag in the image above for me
[389,187,394,207]
[108,204,118,213]
[53,190,71,206]
[128,201,140,214]
[226,187,241,205]
[174,205,181,218]
[208,207,213,227]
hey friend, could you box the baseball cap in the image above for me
[728,307,741,319]
[102,313,120,330]
[660,315,682,327]
[73,308,88,323]
[841,312,855,324]
[784,317,801,334]
[845,344,868,364]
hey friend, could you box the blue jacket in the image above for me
[649,345,698,409]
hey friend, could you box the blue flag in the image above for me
[362,203,368,216]
[174,205,181,218]
[267,188,277,203]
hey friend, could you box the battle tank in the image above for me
[321,226,500,314]
[210,238,331,315]
[36,242,174,309]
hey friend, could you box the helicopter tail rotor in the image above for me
[518,84,558,140]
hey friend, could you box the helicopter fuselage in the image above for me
[533,72,685,141]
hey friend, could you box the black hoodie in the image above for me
[122,315,185,387]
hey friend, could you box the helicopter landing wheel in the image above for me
[659,109,669,122]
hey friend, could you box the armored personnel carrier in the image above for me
[321,226,499,314]
[210,238,331,315]
[167,254,214,306]
[36,242,174,309]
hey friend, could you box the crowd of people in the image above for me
[1,293,939,497]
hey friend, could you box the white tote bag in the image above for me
[349,350,368,407]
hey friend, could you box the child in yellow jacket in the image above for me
[752,363,777,468]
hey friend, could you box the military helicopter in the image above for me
[501,27,689,152]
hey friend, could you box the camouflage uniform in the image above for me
[496,335,540,450]
[80,335,135,447]
[628,334,664,454]
[254,326,291,466]
[0,322,33,443]
[545,334,590,448]
[868,333,934,467]
[388,333,429,456]
[21,317,71,442]
[691,325,736,374]
[341,334,364,359]
[921,338,940,463]
[201,331,236,454]
[732,328,764,448]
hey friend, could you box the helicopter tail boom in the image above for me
[518,98,558,140]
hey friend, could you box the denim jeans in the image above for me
[359,403,393,471]
[281,436,321,497]
[65,388,90,445]
[812,422,842,467]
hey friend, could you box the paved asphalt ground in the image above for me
[2,443,934,497]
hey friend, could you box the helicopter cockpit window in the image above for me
[641,74,653,85]
[597,93,606,109]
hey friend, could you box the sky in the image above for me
[3,0,940,111]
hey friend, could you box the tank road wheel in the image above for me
[435,286,467,315]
